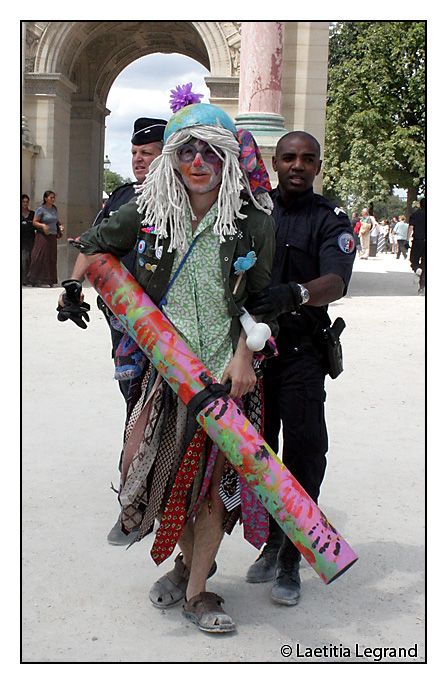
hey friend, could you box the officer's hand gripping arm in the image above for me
[246,282,302,317]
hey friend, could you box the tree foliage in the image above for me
[372,194,407,220]
[104,169,132,195]
[323,21,425,215]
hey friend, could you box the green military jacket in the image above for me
[78,197,277,349]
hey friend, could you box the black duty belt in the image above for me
[276,335,315,356]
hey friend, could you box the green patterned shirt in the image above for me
[163,204,233,380]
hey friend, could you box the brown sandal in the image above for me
[183,592,236,633]
[149,554,217,609]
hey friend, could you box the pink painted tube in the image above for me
[86,254,358,584]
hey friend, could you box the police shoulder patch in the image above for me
[337,232,355,254]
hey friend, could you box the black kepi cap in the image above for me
[131,118,167,145]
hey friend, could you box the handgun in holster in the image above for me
[320,317,346,379]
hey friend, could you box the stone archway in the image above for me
[23,20,240,277]
[23,21,329,279]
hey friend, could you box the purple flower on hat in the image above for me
[169,83,203,113]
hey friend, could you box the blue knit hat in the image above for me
[164,103,237,142]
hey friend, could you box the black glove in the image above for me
[57,279,91,329]
[246,283,302,317]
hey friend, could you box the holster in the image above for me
[315,317,346,379]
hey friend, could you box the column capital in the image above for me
[24,72,77,103]
[205,76,239,100]
[71,100,110,123]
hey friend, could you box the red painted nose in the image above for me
[192,153,203,168]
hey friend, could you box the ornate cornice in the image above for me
[24,72,78,102]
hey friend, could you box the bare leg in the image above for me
[185,451,227,601]
[177,518,195,569]
[149,450,226,609]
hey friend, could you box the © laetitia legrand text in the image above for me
[280,642,420,662]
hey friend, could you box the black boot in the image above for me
[271,538,301,605]
[246,516,284,583]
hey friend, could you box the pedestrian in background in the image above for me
[394,214,409,260]
[27,190,64,287]
[369,213,380,257]
[359,208,372,259]
[21,194,35,285]
[389,216,398,254]
[377,219,387,253]
[378,219,389,253]
[351,211,361,254]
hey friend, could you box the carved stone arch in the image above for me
[26,20,240,105]
[23,19,242,281]
[192,21,233,76]
[192,22,241,121]
[23,20,247,280]
[88,21,213,105]
[31,21,77,74]
[23,19,329,281]
[29,21,229,104]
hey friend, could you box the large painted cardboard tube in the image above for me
[86,254,358,584]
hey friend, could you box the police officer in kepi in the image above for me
[95,117,167,399]
[245,131,356,606]
[95,117,166,545]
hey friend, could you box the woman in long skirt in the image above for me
[27,190,64,286]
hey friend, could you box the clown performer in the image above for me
[57,85,277,634]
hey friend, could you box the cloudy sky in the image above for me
[104,53,211,181]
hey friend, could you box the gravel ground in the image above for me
[20,251,426,666]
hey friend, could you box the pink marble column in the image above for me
[238,21,284,115]
[235,21,287,168]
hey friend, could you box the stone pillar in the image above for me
[238,21,284,114]
[23,74,76,211]
[23,73,109,280]
[206,76,240,121]
[281,22,330,193]
[23,73,76,281]
[65,100,110,277]
[21,116,40,199]
[235,21,288,184]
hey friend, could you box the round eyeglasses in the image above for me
[177,143,222,164]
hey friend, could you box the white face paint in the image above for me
[176,139,223,196]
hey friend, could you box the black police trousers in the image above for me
[410,239,426,288]
[262,343,329,557]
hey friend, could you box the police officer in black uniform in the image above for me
[95,117,167,401]
[245,131,356,605]
[409,197,426,295]
[96,117,167,545]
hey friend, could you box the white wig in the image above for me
[135,125,272,253]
